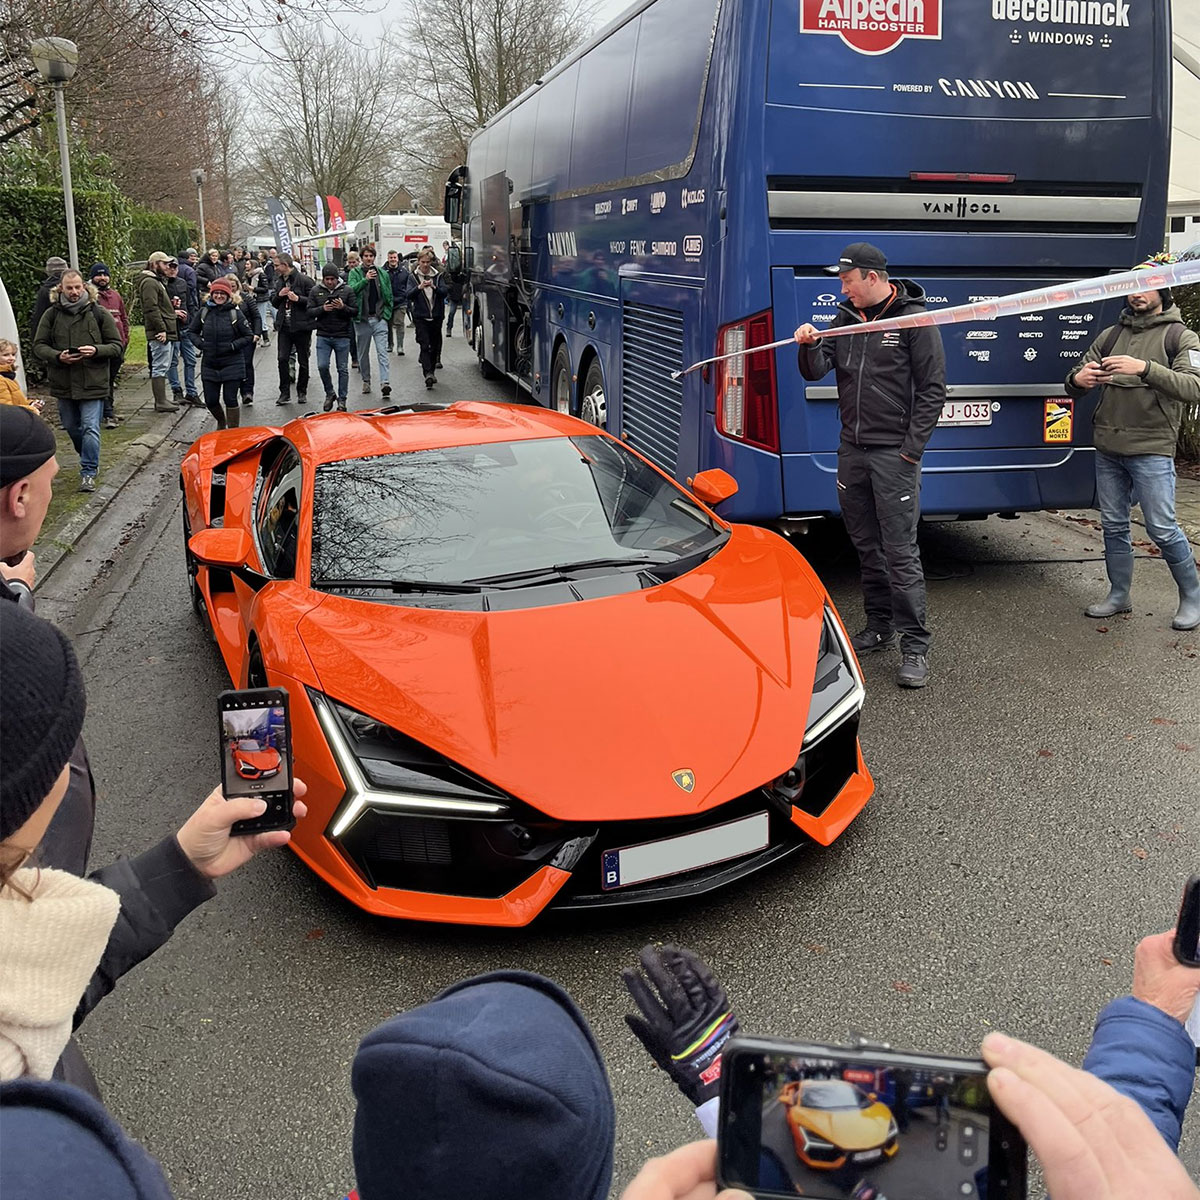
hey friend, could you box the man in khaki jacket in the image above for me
[1065,257,1200,631]
[137,251,180,412]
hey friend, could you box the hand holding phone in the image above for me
[218,687,295,835]
[176,778,308,878]
[1173,875,1200,967]
[719,1037,1026,1199]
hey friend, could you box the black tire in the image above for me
[476,311,501,380]
[579,358,607,429]
[182,504,203,618]
[246,643,268,688]
[551,342,572,414]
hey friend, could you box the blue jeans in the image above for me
[57,397,102,475]
[168,337,197,395]
[257,300,271,335]
[354,317,390,387]
[1095,450,1193,567]
[317,336,351,402]
[147,336,173,379]
[444,298,460,333]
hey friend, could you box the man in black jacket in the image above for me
[163,258,201,407]
[270,253,315,405]
[407,247,447,389]
[794,243,946,688]
[310,263,359,411]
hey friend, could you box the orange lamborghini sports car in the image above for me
[231,738,281,780]
[180,401,873,925]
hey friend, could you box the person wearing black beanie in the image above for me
[0,404,59,607]
[0,601,308,1094]
[350,970,614,1200]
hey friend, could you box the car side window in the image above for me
[256,444,303,579]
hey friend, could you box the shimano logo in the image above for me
[681,188,706,209]
[991,0,1129,26]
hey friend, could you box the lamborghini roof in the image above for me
[276,401,587,465]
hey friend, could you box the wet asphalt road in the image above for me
[36,333,1200,1198]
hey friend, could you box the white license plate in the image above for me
[601,811,770,890]
[855,1149,883,1163]
[938,400,993,426]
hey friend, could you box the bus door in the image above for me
[617,272,706,488]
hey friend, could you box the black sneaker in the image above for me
[323,394,336,412]
[381,384,391,398]
[276,394,291,405]
[424,374,435,389]
[184,393,205,408]
[850,628,896,655]
[435,361,443,370]
[297,393,308,405]
[172,389,184,403]
[896,653,929,689]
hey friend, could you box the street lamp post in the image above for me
[29,37,80,271]
[190,169,207,253]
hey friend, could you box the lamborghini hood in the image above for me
[297,526,830,822]
[791,1104,894,1151]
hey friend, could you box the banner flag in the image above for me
[671,259,1200,379]
[266,198,292,256]
[326,195,348,251]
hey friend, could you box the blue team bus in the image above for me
[444,0,1171,523]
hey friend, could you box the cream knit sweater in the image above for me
[0,867,120,1080]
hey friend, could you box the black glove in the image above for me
[621,943,739,1106]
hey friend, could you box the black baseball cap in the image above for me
[825,242,888,274]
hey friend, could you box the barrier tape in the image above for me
[670,260,1200,379]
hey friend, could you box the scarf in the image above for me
[0,868,121,1081]
[414,267,438,315]
[58,296,91,316]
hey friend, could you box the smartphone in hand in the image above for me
[1174,874,1200,966]
[218,687,295,835]
[719,1037,1027,1200]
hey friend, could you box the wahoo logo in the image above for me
[801,0,942,55]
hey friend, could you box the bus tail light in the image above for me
[716,311,779,453]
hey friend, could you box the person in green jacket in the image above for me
[1065,256,1200,631]
[347,245,393,398]
[137,252,182,413]
[32,271,124,493]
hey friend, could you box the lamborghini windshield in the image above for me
[311,435,727,587]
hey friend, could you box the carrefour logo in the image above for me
[801,0,942,54]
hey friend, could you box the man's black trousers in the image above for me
[837,441,931,654]
[413,318,442,377]
[276,326,311,397]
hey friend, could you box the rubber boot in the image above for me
[1167,556,1200,631]
[152,376,179,412]
[226,407,241,428]
[1085,550,1134,618]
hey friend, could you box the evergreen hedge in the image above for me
[129,206,200,264]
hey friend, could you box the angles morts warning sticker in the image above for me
[800,0,942,55]
[1044,399,1074,444]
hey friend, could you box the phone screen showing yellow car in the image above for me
[718,1042,1026,1200]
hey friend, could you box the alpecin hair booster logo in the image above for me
[800,0,942,54]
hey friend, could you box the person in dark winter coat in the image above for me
[245,259,271,345]
[383,250,411,355]
[29,256,68,348]
[0,598,309,1098]
[270,253,315,405]
[32,271,124,492]
[311,263,359,411]
[794,242,945,690]
[163,258,200,408]
[195,248,222,291]
[1,1078,178,1200]
[179,249,199,307]
[444,261,466,337]
[227,274,262,406]
[88,263,129,428]
[187,277,253,428]
[406,247,447,389]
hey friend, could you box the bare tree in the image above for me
[400,0,592,172]
[248,24,414,224]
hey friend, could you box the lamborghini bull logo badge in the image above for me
[672,769,696,793]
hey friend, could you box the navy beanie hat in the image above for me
[0,404,57,487]
[89,262,111,279]
[0,1079,176,1199]
[352,971,614,1200]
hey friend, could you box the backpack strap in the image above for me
[1098,324,1121,360]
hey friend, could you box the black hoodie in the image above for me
[797,278,946,462]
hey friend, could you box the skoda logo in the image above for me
[672,769,696,793]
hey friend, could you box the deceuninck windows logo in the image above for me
[800,0,943,55]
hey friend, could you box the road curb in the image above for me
[35,376,197,587]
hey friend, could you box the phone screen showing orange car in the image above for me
[218,688,295,834]
[718,1040,1026,1200]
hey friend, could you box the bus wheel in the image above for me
[579,359,606,428]
[551,344,572,414]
